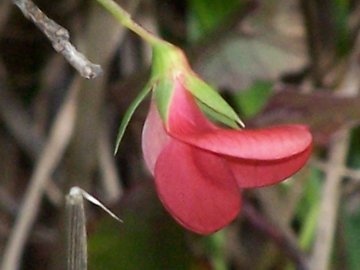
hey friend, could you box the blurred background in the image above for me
[1,0,360,269]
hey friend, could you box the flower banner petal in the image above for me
[228,146,312,188]
[167,80,312,160]
[180,125,312,160]
[154,140,241,235]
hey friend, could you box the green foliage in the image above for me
[88,185,193,270]
[347,127,360,168]
[231,81,273,118]
[296,170,322,250]
[344,205,360,270]
[201,36,306,91]
[343,127,360,270]
[187,0,241,42]
[200,230,227,270]
[332,0,351,55]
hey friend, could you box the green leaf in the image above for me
[201,230,228,270]
[296,169,322,250]
[88,182,193,270]
[343,127,360,270]
[232,81,273,118]
[185,74,243,127]
[188,0,242,42]
[114,83,152,154]
[196,0,307,91]
[344,204,360,270]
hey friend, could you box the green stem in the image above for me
[95,0,162,46]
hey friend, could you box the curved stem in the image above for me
[95,0,162,46]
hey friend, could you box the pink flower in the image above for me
[142,74,312,235]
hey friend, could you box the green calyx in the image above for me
[151,43,244,129]
[150,43,186,124]
[154,78,174,124]
[151,43,188,80]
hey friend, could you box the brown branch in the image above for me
[242,202,309,270]
[311,158,360,181]
[11,0,102,79]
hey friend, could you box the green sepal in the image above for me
[197,101,239,128]
[154,78,174,124]
[114,83,152,154]
[184,74,243,127]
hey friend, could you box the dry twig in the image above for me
[243,203,308,269]
[98,124,123,202]
[309,34,360,270]
[309,130,350,270]
[312,158,360,181]
[1,79,80,270]
[11,0,102,79]
[0,63,63,206]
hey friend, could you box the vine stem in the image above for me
[95,0,162,46]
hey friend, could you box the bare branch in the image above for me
[12,0,102,79]
[309,33,360,270]
[0,63,63,206]
[98,124,123,202]
[311,158,360,181]
[1,79,80,270]
[309,130,350,270]
[242,202,309,270]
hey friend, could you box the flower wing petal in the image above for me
[167,80,312,160]
[154,139,241,235]
[142,101,170,174]
[228,146,312,188]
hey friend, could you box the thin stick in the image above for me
[309,34,360,270]
[311,158,360,180]
[66,188,88,270]
[0,70,62,206]
[242,203,309,270]
[11,0,102,79]
[1,79,80,270]
[98,125,123,202]
[309,130,349,270]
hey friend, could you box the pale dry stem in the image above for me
[309,33,360,270]
[1,79,80,270]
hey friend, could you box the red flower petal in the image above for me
[167,79,312,160]
[154,139,241,235]
[142,101,170,174]
[227,145,312,188]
